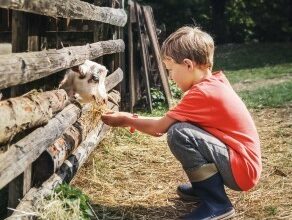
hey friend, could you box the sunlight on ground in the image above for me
[73,107,291,219]
[0,43,11,55]
[73,43,292,219]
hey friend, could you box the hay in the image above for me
[72,107,292,219]
[33,192,83,220]
[9,191,84,220]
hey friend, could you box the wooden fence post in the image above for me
[8,10,29,213]
[134,2,153,112]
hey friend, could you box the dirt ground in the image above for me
[72,104,291,219]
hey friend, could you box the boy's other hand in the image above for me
[101,111,132,127]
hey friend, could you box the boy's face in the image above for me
[163,57,195,92]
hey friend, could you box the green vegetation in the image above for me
[264,206,278,216]
[53,184,94,220]
[34,184,95,220]
[239,81,292,108]
[169,80,183,99]
[32,184,95,220]
[138,0,292,44]
[214,42,292,108]
[214,43,292,84]
[149,42,292,113]
[150,87,166,110]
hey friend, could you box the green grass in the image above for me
[219,64,292,84]
[144,42,292,113]
[213,43,292,108]
[238,81,292,108]
[214,42,292,84]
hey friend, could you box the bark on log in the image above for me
[34,91,120,184]
[0,90,69,146]
[0,104,82,189]
[0,0,127,27]
[105,68,123,90]
[0,39,125,90]
[8,107,118,220]
[47,68,122,172]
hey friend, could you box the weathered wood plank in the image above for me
[142,6,172,107]
[0,0,127,27]
[8,105,119,220]
[7,175,23,216]
[0,90,69,146]
[8,10,31,214]
[22,165,32,195]
[128,1,136,112]
[11,11,28,53]
[0,104,82,189]
[33,70,123,183]
[105,68,123,91]
[40,91,120,179]
[135,2,152,112]
[0,39,125,90]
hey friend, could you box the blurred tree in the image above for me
[210,0,228,43]
[247,0,292,42]
[225,0,255,43]
[135,0,292,43]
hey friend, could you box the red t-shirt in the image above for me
[167,71,261,191]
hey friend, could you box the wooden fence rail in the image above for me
[0,68,123,190]
[0,39,125,90]
[0,90,69,146]
[8,103,118,219]
[0,0,126,218]
[35,69,123,182]
[0,103,82,190]
[0,0,127,26]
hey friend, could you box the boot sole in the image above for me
[211,208,235,220]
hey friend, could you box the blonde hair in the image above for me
[161,26,214,69]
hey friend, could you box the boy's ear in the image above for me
[183,59,195,70]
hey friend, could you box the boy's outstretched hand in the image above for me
[101,111,132,127]
[101,111,177,137]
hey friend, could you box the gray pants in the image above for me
[167,122,241,191]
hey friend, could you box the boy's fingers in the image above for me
[103,111,115,115]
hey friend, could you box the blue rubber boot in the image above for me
[177,184,200,202]
[180,172,235,220]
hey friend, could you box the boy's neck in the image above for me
[192,67,212,85]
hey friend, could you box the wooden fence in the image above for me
[0,0,127,219]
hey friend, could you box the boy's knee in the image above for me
[167,122,207,168]
[167,122,190,151]
[167,123,182,144]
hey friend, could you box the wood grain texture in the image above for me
[0,104,82,189]
[142,6,172,107]
[0,90,69,146]
[0,39,125,90]
[0,0,127,26]
[37,91,120,183]
[8,103,119,220]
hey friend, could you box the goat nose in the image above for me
[102,96,108,104]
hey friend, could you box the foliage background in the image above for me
[137,0,292,44]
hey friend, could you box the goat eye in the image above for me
[92,75,99,82]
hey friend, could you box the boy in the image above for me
[101,26,262,220]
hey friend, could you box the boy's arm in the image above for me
[101,112,177,136]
